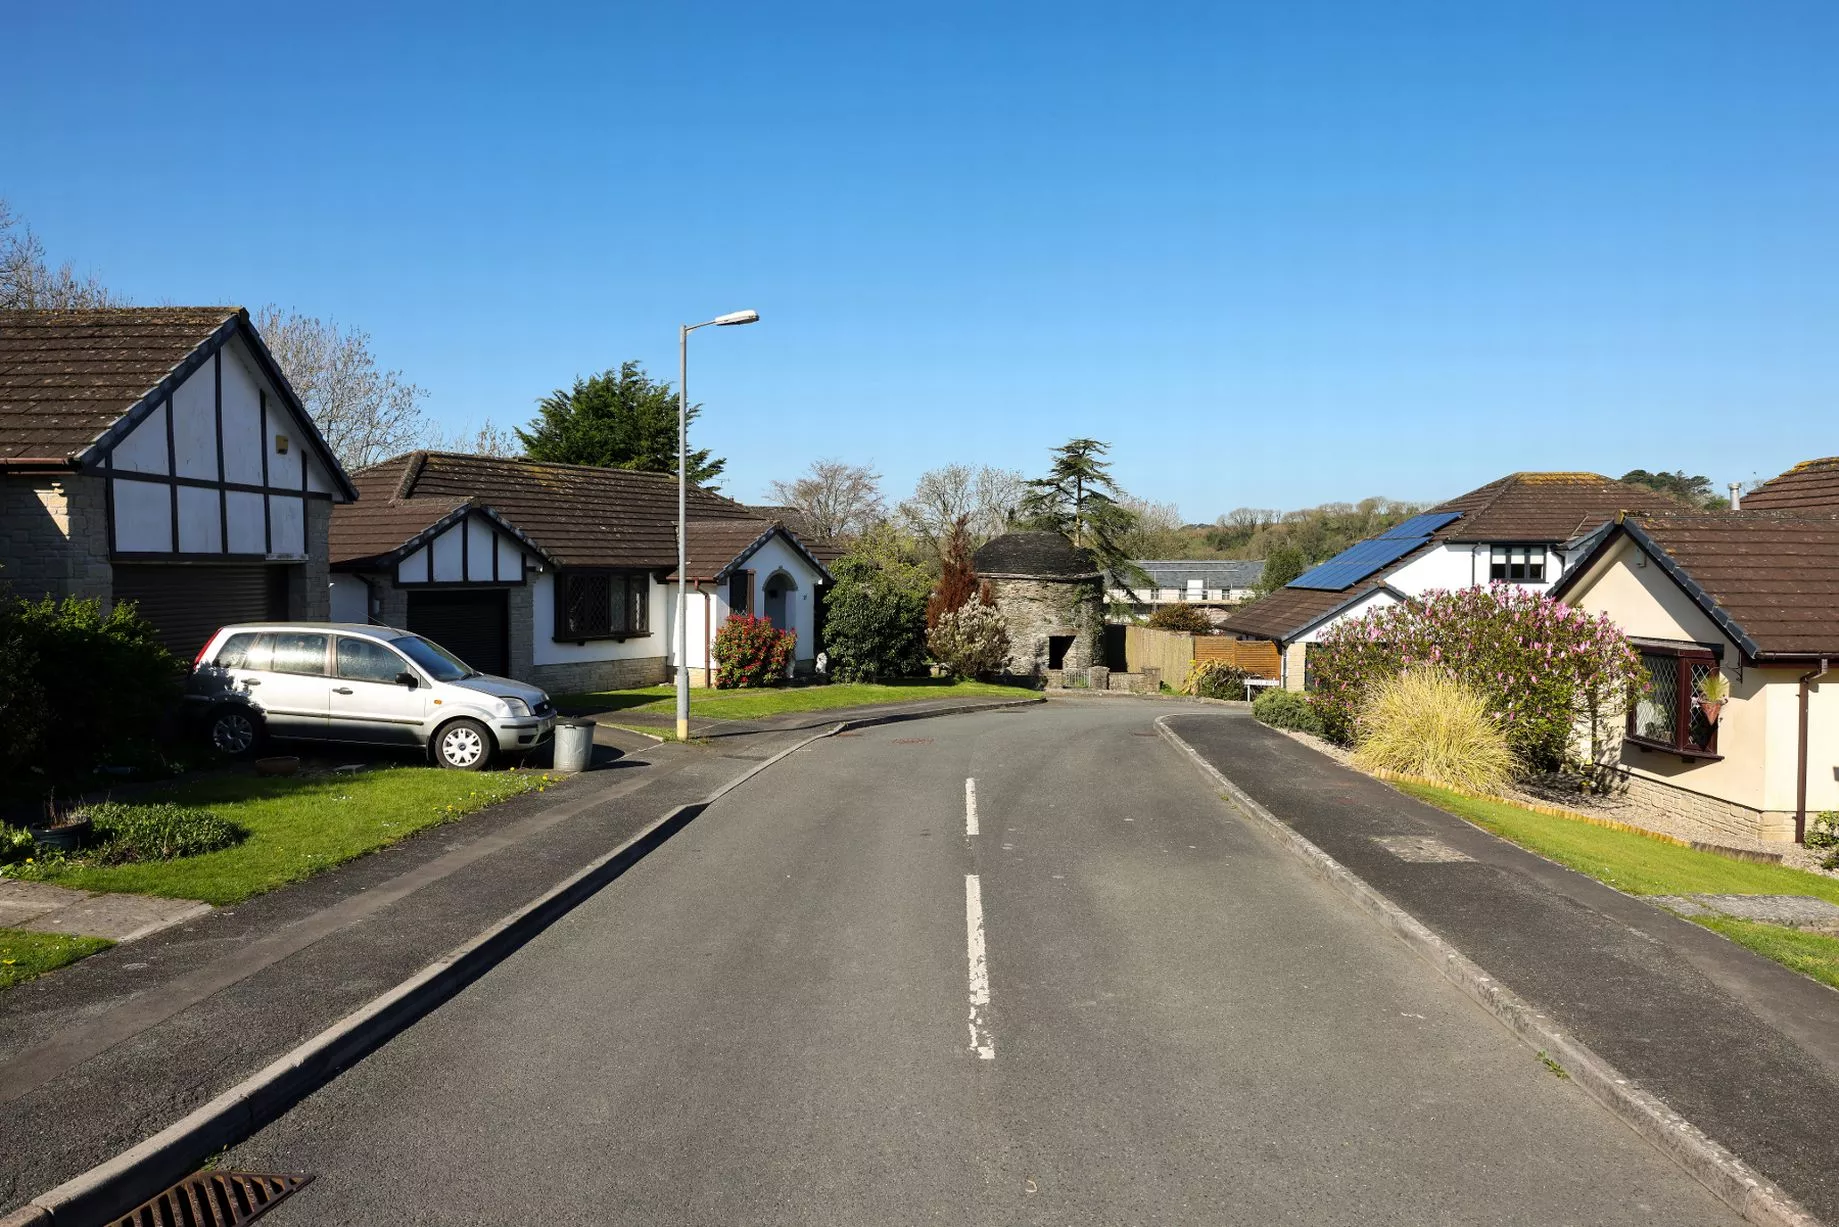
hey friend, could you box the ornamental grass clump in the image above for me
[1352,670,1516,795]
[1182,658,1250,700]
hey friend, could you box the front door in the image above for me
[329,636,428,744]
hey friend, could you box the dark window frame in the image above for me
[1488,544,1547,583]
[1626,644,1722,760]
[553,568,651,642]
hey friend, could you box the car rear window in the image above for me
[214,632,271,671]
[270,632,329,676]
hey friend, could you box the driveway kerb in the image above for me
[1153,713,1822,1227]
[7,698,1041,1227]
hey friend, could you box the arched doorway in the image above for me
[763,570,797,630]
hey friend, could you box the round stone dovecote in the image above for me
[971,531,1105,681]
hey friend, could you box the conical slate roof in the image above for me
[973,531,1100,578]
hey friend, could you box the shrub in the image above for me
[928,602,1011,679]
[824,555,930,682]
[1147,604,1211,634]
[1253,687,1322,734]
[0,825,36,866]
[0,594,183,790]
[1352,670,1516,795]
[78,801,246,864]
[1183,658,1249,699]
[1807,812,1839,851]
[712,614,795,688]
[1308,586,1641,771]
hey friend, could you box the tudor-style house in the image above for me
[1219,472,1683,690]
[327,451,833,693]
[0,308,356,657]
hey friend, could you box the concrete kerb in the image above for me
[10,696,1043,1226]
[1152,714,1823,1227]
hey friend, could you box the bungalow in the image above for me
[326,451,832,694]
[1551,503,1839,845]
[0,307,356,657]
[1219,473,1683,690]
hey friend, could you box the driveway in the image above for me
[226,700,1737,1225]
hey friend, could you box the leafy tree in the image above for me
[1016,439,1145,584]
[517,361,725,485]
[822,554,930,682]
[925,516,988,629]
[1619,469,1726,510]
[1257,544,1307,593]
[764,460,885,545]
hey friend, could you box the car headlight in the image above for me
[499,697,531,717]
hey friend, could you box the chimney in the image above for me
[1728,482,1742,511]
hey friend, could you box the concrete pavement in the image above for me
[227,700,1739,1225]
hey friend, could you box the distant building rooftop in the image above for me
[1128,559,1265,590]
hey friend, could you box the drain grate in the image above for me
[891,737,933,744]
[111,1171,313,1227]
[1130,731,1157,737]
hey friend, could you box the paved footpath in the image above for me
[1167,711,1839,1224]
[224,700,1739,1225]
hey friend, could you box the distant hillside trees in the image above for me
[1619,469,1727,510]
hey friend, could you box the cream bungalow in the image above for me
[1551,507,1839,845]
[328,452,832,694]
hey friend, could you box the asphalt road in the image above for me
[230,700,1739,1225]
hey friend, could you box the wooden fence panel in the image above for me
[1123,625,1194,689]
[1193,637,1281,678]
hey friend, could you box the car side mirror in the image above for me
[396,672,419,689]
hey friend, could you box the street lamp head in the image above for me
[712,310,760,326]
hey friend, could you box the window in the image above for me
[337,637,409,684]
[393,635,472,681]
[269,633,328,676]
[555,570,650,640]
[214,632,270,671]
[1489,545,1546,583]
[729,570,752,616]
[1627,647,1720,757]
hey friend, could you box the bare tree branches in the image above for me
[254,305,430,471]
[428,419,522,458]
[0,199,121,310]
[898,464,1025,552]
[765,460,887,546]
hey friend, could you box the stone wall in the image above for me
[0,473,112,604]
[1610,769,1798,844]
[285,498,333,621]
[527,655,670,696]
[988,575,1103,680]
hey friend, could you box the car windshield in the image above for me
[391,635,476,682]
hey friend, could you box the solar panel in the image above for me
[1377,511,1462,540]
[1288,536,1425,590]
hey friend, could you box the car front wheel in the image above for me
[433,719,493,771]
[208,706,262,758]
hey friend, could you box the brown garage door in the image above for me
[405,589,509,677]
[112,564,290,660]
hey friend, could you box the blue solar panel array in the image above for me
[1286,511,1465,590]
[1377,511,1463,540]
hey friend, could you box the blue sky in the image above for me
[5,2,1834,519]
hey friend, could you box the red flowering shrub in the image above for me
[1308,585,1640,772]
[713,614,795,689]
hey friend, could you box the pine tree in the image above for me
[1016,438,1145,584]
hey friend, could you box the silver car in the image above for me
[185,623,556,770]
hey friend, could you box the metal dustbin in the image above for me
[552,720,596,773]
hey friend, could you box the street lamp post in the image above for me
[677,309,759,740]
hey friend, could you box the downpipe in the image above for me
[1796,657,1829,844]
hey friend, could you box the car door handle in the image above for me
[333,687,353,695]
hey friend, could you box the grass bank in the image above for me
[1395,780,1839,990]
[7,769,548,906]
[0,929,112,990]
[556,679,1036,722]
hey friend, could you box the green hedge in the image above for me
[1252,687,1322,734]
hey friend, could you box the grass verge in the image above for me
[556,679,1036,722]
[6,769,549,906]
[0,929,112,990]
[1395,780,1839,991]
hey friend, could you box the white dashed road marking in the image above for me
[965,873,995,1060]
[965,778,979,837]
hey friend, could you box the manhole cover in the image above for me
[111,1171,313,1226]
[892,737,933,744]
[1373,835,1473,863]
[1653,894,1839,930]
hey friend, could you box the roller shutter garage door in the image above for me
[112,564,289,661]
[405,589,510,677]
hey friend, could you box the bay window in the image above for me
[1627,645,1720,758]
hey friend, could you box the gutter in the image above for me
[1796,658,1830,844]
[0,456,79,471]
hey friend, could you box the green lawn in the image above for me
[7,769,548,906]
[0,929,112,990]
[556,679,1038,722]
[1395,780,1839,990]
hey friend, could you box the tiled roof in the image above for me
[973,531,1099,578]
[1611,509,1839,659]
[744,505,845,562]
[1742,457,1839,512]
[1218,581,1381,641]
[331,451,828,580]
[0,307,239,461]
[1134,559,1266,589]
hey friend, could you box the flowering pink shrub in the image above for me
[1308,585,1640,771]
[713,614,795,689]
